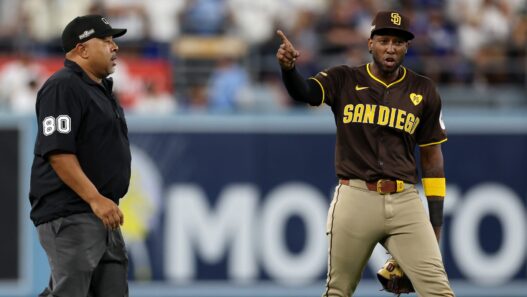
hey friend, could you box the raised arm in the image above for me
[276,30,323,106]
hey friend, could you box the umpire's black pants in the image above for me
[37,212,128,297]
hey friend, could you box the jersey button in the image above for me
[379,161,384,166]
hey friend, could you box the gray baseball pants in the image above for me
[37,212,128,297]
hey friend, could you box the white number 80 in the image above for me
[43,115,71,136]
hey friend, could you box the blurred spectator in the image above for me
[103,0,149,56]
[424,6,457,57]
[143,0,185,43]
[104,0,148,41]
[227,0,280,46]
[343,45,369,68]
[0,53,45,113]
[237,71,291,112]
[287,9,321,76]
[185,85,209,111]
[110,60,145,109]
[451,0,511,60]
[416,5,463,83]
[9,77,40,114]
[21,0,92,52]
[0,0,523,113]
[315,0,370,56]
[0,0,22,51]
[207,57,249,111]
[131,81,177,115]
[179,0,234,36]
[509,9,527,84]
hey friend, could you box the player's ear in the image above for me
[368,38,373,53]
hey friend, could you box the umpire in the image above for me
[29,15,130,297]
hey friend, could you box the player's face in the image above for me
[84,36,119,78]
[368,35,408,74]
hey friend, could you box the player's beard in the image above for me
[372,54,404,76]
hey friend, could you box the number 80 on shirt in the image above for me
[43,115,71,136]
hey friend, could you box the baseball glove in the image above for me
[377,258,415,295]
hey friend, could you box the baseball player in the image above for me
[276,11,454,296]
[29,15,130,296]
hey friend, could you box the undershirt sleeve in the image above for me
[281,67,323,106]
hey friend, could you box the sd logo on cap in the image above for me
[370,11,414,40]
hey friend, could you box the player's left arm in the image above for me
[419,144,445,242]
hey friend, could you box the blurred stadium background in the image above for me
[0,0,526,296]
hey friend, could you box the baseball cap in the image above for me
[370,11,414,40]
[61,15,127,53]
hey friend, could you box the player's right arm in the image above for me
[49,153,123,230]
[276,30,323,106]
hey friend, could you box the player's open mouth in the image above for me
[111,56,117,65]
[384,57,396,66]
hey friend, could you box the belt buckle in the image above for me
[376,179,390,194]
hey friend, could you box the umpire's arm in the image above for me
[419,144,446,242]
[49,153,124,230]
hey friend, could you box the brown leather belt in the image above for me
[339,179,404,195]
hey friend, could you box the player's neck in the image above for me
[369,62,401,85]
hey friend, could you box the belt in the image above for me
[339,179,405,195]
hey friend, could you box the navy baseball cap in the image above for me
[61,15,127,53]
[370,11,414,40]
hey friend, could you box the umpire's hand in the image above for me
[90,195,124,230]
[276,30,300,71]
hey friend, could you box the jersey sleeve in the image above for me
[309,65,346,107]
[34,81,83,157]
[416,84,447,147]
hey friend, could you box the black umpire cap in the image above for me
[370,11,414,40]
[61,15,127,53]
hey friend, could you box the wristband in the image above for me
[422,177,446,197]
[428,199,444,227]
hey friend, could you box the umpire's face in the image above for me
[368,33,409,74]
[83,36,120,78]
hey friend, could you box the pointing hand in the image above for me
[276,30,300,71]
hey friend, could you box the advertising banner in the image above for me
[123,122,527,296]
[0,128,20,280]
[2,114,523,297]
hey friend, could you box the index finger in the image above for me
[276,30,291,44]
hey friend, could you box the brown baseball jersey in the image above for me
[311,63,447,184]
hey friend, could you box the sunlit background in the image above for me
[0,0,526,296]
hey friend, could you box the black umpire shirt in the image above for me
[29,59,131,226]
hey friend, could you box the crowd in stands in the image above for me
[0,0,525,114]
